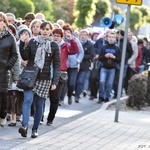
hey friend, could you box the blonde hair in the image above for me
[0,12,8,26]
[80,29,89,35]
[29,19,42,30]
[53,23,61,29]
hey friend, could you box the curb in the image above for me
[100,96,128,110]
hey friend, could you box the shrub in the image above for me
[127,73,148,110]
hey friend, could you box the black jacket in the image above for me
[80,40,95,71]
[118,39,133,63]
[0,33,18,92]
[20,39,61,85]
[99,44,121,69]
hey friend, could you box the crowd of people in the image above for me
[0,11,150,139]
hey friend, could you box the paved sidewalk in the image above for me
[10,97,150,150]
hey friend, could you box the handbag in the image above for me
[17,66,39,90]
[59,71,68,83]
[91,60,100,80]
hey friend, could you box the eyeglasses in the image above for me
[53,34,61,37]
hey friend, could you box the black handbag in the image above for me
[91,60,100,80]
[59,71,68,83]
[17,66,39,90]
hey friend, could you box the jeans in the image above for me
[83,70,91,92]
[22,90,45,130]
[67,68,78,98]
[138,65,145,73]
[99,67,116,99]
[60,83,67,102]
[75,70,90,98]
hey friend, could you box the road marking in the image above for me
[44,109,82,118]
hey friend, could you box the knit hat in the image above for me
[17,27,32,38]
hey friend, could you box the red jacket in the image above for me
[135,45,142,71]
[60,39,79,71]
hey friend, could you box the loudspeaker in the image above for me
[114,14,124,26]
[100,17,112,28]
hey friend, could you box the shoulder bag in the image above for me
[59,71,68,83]
[17,65,39,90]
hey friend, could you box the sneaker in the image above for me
[59,101,64,106]
[31,129,38,138]
[47,121,53,126]
[40,117,44,125]
[105,98,109,103]
[0,118,6,127]
[89,96,97,100]
[113,95,117,99]
[16,115,22,122]
[75,97,79,103]
[97,97,104,103]
[68,96,72,105]
[83,91,87,97]
[7,114,11,121]
[18,126,28,137]
[40,121,44,125]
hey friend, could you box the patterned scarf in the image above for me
[0,27,9,39]
[34,35,52,69]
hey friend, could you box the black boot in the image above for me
[105,98,109,103]
[31,129,38,138]
[18,126,28,137]
[97,97,104,103]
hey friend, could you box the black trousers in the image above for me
[89,64,100,98]
[89,77,99,98]
[47,82,64,122]
[0,92,8,119]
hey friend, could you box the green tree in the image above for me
[134,5,150,24]
[93,0,111,26]
[51,0,75,24]
[7,0,35,18]
[0,0,10,13]
[129,7,142,36]
[31,0,53,21]
[73,0,97,28]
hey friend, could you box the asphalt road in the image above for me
[0,95,102,150]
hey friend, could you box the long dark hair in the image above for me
[40,21,53,30]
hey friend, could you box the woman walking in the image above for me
[0,12,18,127]
[18,21,61,138]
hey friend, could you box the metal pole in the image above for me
[114,4,131,122]
[147,63,150,105]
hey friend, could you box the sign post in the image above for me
[114,0,143,122]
